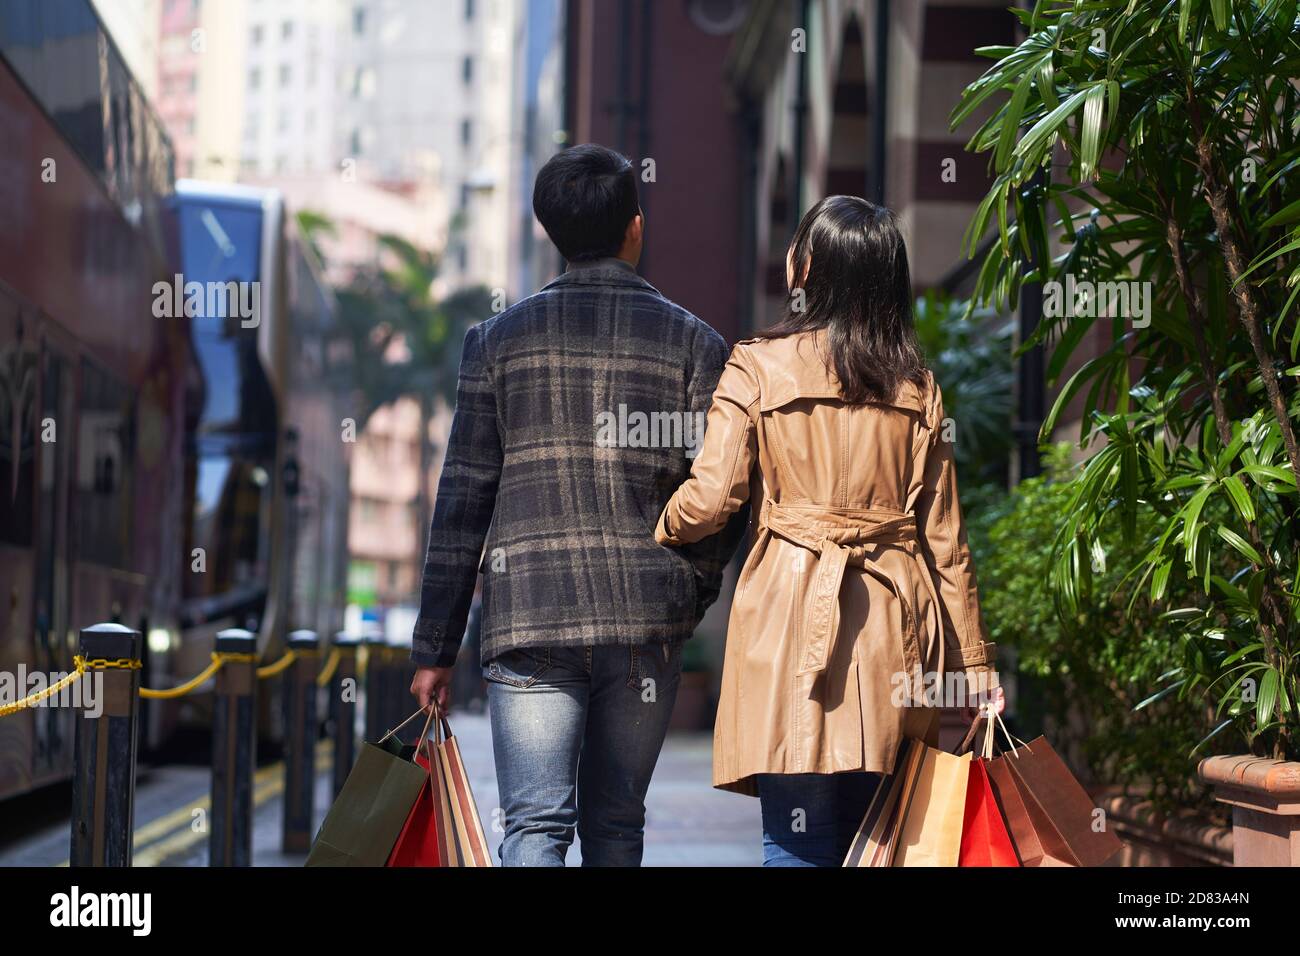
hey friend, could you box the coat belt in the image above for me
[756,499,926,677]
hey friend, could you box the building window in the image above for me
[249,67,261,90]
[465,0,474,21]
[281,20,293,40]
[351,66,375,99]
[353,6,366,34]
[460,118,471,148]
[462,55,473,85]
[279,63,291,86]
[687,0,748,36]
[251,24,263,46]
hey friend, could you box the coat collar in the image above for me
[540,257,662,296]
[740,329,929,414]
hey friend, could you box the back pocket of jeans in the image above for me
[484,647,552,688]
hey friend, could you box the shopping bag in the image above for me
[306,708,436,866]
[843,735,926,867]
[997,737,1122,867]
[386,702,493,867]
[975,711,1123,867]
[955,717,1019,867]
[386,746,455,867]
[893,744,972,866]
[433,704,493,867]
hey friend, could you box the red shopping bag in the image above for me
[387,737,455,867]
[958,758,1019,867]
[387,702,491,867]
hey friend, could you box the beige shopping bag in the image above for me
[893,745,972,867]
[844,735,927,867]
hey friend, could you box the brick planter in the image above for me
[1198,755,1300,866]
[1094,787,1232,866]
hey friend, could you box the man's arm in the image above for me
[411,323,502,669]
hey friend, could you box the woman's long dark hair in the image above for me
[758,195,927,405]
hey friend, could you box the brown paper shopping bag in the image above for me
[893,744,972,866]
[844,735,926,867]
[979,711,1123,867]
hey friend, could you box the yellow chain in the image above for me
[80,657,142,670]
[140,654,218,700]
[315,647,342,687]
[2,643,327,713]
[139,651,259,699]
[0,659,88,718]
[255,649,298,679]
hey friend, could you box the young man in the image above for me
[409,144,743,866]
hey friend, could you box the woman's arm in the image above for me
[914,380,999,700]
[655,344,760,546]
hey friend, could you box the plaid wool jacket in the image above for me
[410,258,746,668]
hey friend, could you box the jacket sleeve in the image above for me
[673,333,751,620]
[656,344,759,548]
[411,324,502,668]
[914,380,999,699]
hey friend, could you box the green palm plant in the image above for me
[953,0,1300,760]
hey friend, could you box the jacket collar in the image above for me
[540,257,662,296]
[743,328,929,414]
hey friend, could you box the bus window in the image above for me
[0,292,35,546]
[75,359,133,568]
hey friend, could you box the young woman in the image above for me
[655,196,1001,867]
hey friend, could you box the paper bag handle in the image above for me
[379,705,438,747]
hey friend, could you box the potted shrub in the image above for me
[955,0,1300,863]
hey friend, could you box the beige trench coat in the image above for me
[656,329,997,796]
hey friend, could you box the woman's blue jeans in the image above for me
[756,771,882,867]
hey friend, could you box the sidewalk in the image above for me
[0,712,762,867]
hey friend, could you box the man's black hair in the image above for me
[532,144,640,263]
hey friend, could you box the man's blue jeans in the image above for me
[756,771,882,867]
[484,643,682,866]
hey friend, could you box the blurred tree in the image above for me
[913,290,1015,494]
[297,211,495,574]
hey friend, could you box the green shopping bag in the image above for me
[305,708,434,867]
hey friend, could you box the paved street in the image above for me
[0,712,762,867]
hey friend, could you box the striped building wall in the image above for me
[730,0,1018,331]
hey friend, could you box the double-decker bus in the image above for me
[0,0,185,798]
[0,2,350,801]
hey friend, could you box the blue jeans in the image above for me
[484,643,682,867]
[756,771,882,867]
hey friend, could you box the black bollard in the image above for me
[330,631,360,797]
[382,638,403,738]
[281,629,319,853]
[392,638,418,739]
[210,628,257,867]
[70,624,142,867]
[362,625,385,744]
